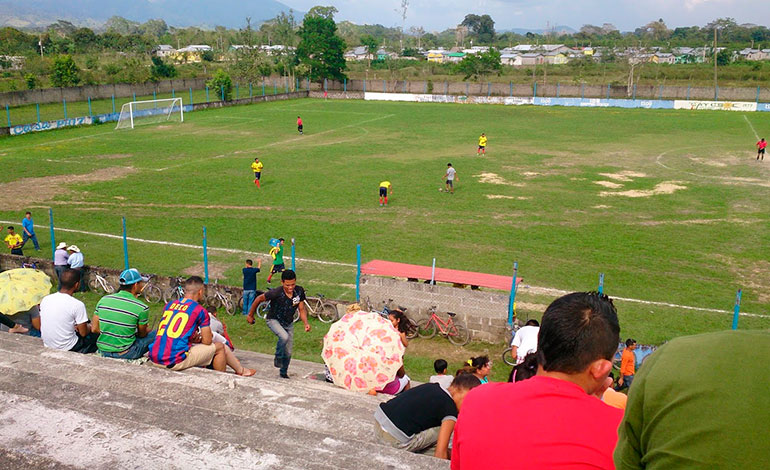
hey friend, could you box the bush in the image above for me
[150,56,177,81]
[207,69,233,101]
[50,55,80,87]
[24,73,36,89]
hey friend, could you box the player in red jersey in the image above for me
[757,138,766,161]
[297,116,303,135]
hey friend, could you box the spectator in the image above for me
[266,238,285,284]
[0,306,39,336]
[511,319,540,365]
[39,269,97,354]
[21,211,40,251]
[148,276,229,372]
[242,258,261,315]
[430,359,454,390]
[373,310,413,395]
[246,270,311,379]
[54,242,69,283]
[508,351,539,383]
[66,245,85,291]
[207,305,256,377]
[91,268,155,360]
[466,356,492,384]
[615,330,770,469]
[374,373,482,460]
[4,226,24,256]
[0,311,30,335]
[451,292,623,470]
[616,338,636,391]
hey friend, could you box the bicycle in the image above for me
[414,306,470,346]
[163,277,185,303]
[363,297,415,336]
[253,300,299,323]
[88,271,117,294]
[501,323,521,366]
[305,294,338,323]
[206,281,236,315]
[141,274,164,304]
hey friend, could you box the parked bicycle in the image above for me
[163,277,185,303]
[88,271,117,294]
[141,274,164,304]
[363,297,415,336]
[206,282,236,315]
[414,306,470,346]
[501,322,521,366]
[253,300,299,323]
[306,294,339,323]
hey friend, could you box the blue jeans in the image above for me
[242,290,256,315]
[22,232,40,250]
[266,319,293,374]
[100,332,156,360]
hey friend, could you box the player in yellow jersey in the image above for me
[477,133,487,155]
[251,157,264,188]
[379,181,393,206]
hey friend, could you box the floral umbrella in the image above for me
[0,268,52,316]
[322,310,405,392]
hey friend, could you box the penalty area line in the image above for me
[743,115,760,141]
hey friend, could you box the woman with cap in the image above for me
[54,242,69,283]
[66,245,85,291]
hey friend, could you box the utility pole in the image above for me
[38,37,44,58]
[713,27,718,101]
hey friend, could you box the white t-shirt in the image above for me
[511,325,540,364]
[40,292,88,351]
[446,167,456,181]
[430,374,454,390]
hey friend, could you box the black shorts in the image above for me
[379,187,388,197]
[254,172,261,179]
[478,145,486,150]
[271,263,285,274]
[298,125,303,131]
[446,180,453,187]
[760,148,766,154]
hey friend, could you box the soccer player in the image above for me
[297,116,303,135]
[251,157,263,187]
[477,133,487,156]
[4,226,24,256]
[379,181,393,206]
[444,163,458,194]
[757,138,766,161]
[266,238,285,284]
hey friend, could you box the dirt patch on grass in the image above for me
[600,181,687,198]
[486,195,515,200]
[594,181,624,189]
[593,205,612,209]
[688,157,727,167]
[598,171,647,182]
[474,172,522,186]
[0,166,137,210]
[521,172,540,177]
[183,262,229,280]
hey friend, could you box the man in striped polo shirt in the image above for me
[92,268,155,360]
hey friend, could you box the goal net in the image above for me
[115,98,184,130]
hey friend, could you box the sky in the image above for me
[285,0,769,32]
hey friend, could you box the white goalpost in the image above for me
[115,98,184,130]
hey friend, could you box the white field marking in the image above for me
[211,116,266,121]
[4,129,115,152]
[655,147,770,187]
[7,219,768,319]
[744,115,760,140]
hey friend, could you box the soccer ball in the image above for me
[438,188,443,192]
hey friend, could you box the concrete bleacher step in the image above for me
[0,334,447,470]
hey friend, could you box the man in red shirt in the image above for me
[757,138,766,161]
[297,116,303,135]
[617,338,636,390]
[451,291,623,470]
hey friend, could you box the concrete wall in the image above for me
[360,275,509,342]
[0,78,209,108]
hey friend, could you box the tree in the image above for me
[50,55,80,87]
[456,48,501,80]
[640,19,671,41]
[360,34,378,67]
[140,19,169,39]
[716,48,732,66]
[207,69,233,101]
[461,13,495,43]
[409,26,425,50]
[296,8,347,81]
[150,56,177,80]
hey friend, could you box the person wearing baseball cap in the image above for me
[91,268,155,360]
[54,242,69,283]
[66,245,85,291]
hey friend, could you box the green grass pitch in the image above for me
[2,97,769,350]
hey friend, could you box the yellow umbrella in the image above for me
[322,310,405,392]
[0,268,53,316]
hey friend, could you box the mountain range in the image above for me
[0,0,300,29]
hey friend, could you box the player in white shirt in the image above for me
[511,319,540,365]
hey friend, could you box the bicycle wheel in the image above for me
[207,294,222,309]
[318,302,338,323]
[222,297,236,316]
[256,301,270,319]
[238,295,244,310]
[143,285,163,304]
[416,316,437,339]
[164,287,182,304]
[293,309,300,323]
[87,277,102,293]
[502,348,516,366]
[447,320,470,346]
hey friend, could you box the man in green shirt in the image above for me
[266,238,285,284]
[92,268,155,360]
[615,330,770,470]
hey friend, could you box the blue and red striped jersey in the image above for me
[148,298,210,366]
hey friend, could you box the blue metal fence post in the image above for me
[363,79,367,93]
[189,88,193,105]
[716,86,719,101]
[633,84,637,101]
[444,81,448,95]
[344,78,347,93]
[732,289,742,330]
[659,85,663,100]
[236,84,239,99]
[88,97,92,117]
[533,83,537,98]
[262,81,265,96]
[250,83,253,98]
[355,244,362,302]
[507,262,519,325]
[202,227,209,284]
[48,209,55,263]
[324,78,328,92]
[285,78,289,94]
[5,104,10,127]
[133,92,136,101]
[607,84,611,99]
[403,79,407,93]
[220,85,225,101]
[430,258,436,285]
[291,238,296,272]
[510,81,513,97]
[757,86,761,103]
[153,90,157,101]
[598,273,605,294]
[686,85,690,100]
[306,78,310,90]
[36,103,41,122]
[122,217,129,270]
[556,82,560,98]
[581,83,585,99]
[205,86,209,102]
[172,88,175,98]
[487,82,491,97]
[273,81,277,95]
[63,99,67,119]
[466,82,469,96]
[112,95,116,114]
[382,79,386,92]
[424,81,427,94]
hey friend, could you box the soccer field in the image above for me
[2,98,769,343]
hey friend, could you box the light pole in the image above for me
[713,27,718,101]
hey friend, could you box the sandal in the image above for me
[238,368,256,377]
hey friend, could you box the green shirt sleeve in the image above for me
[138,305,149,325]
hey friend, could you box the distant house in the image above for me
[376,49,397,60]
[427,49,446,63]
[153,45,176,58]
[520,53,545,65]
[541,44,570,54]
[260,45,295,55]
[650,53,675,64]
[344,46,368,61]
[179,45,213,53]
[445,52,465,63]
[170,45,213,63]
[544,51,567,65]
[500,53,522,66]
[0,55,25,70]
[738,48,768,61]
[512,44,535,53]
